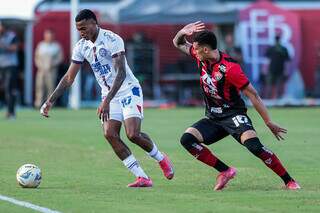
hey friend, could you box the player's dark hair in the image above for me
[193,30,217,50]
[75,9,98,24]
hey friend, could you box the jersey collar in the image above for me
[93,27,101,45]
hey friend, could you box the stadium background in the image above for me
[1,1,320,213]
[1,0,320,108]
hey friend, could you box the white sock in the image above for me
[148,143,164,162]
[122,155,148,179]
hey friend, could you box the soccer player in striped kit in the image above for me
[173,21,300,190]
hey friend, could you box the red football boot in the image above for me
[214,167,237,191]
[127,177,153,188]
[285,180,301,190]
[159,153,174,180]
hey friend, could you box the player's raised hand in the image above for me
[266,121,287,141]
[181,21,205,36]
[40,101,53,118]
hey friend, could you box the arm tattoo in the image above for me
[173,31,191,55]
[106,52,126,102]
[176,34,187,46]
[48,75,72,103]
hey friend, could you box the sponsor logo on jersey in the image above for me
[201,72,222,99]
[91,62,111,75]
[99,48,108,57]
[223,104,230,108]
[210,107,222,113]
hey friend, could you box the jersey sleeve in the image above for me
[109,33,125,57]
[227,64,249,90]
[71,42,84,64]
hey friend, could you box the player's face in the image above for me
[193,42,211,61]
[76,19,97,41]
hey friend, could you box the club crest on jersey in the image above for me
[218,64,226,73]
[214,72,223,81]
[99,48,108,57]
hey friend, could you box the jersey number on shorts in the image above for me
[232,115,248,127]
[121,96,132,108]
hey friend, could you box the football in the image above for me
[16,164,42,188]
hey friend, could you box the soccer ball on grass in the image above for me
[16,164,42,188]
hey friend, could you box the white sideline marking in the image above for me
[0,194,62,213]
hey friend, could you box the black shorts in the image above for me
[191,113,255,144]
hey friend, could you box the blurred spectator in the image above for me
[265,35,290,99]
[176,51,197,73]
[224,33,244,67]
[127,32,154,98]
[0,21,19,119]
[55,62,69,107]
[34,29,63,108]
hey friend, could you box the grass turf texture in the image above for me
[0,107,319,213]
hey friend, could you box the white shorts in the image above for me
[104,86,144,122]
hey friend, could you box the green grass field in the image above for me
[0,107,320,213]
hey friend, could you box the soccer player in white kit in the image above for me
[40,9,174,187]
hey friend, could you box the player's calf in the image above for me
[180,133,230,172]
[243,137,300,188]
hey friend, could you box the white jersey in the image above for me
[71,28,139,97]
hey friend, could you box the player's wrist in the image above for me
[179,29,188,36]
[104,96,112,103]
[265,120,272,126]
[45,100,53,107]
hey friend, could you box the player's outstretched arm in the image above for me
[242,83,287,141]
[40,62,81,118]
[173,21,205,55]
[97,52,126,122]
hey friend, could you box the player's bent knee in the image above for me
[185,127,204,142]
[126,131,140,142]
[240,130,257,144]
[180,132,200,151]
[104,130,120,142]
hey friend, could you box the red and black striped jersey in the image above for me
[190,46,250,119]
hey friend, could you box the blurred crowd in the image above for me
[1,22,320,119]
